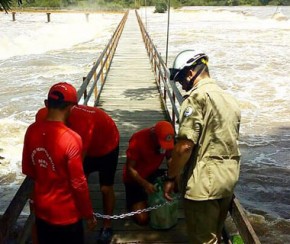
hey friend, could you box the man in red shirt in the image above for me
[22,82,97,244]
[36,104,120,243]
[122,121,174,225]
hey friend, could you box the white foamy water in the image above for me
[0,12,123,187]
[139,6,290,242]
[141,6,290,147]
[0,12,116,59]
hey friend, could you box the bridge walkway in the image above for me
[85,10,188,244]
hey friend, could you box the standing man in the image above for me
[123,121,174,225]
[165,50,241,244]
[68,105,119,244]
[36,104,120,244]
[22,82,97,244]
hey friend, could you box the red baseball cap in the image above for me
[155,121,175,150]
[47,82,78,104]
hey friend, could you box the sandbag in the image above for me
[148,176,178,230]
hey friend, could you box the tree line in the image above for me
[1,0,289,13]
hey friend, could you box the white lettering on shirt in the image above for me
[31,147,55,171]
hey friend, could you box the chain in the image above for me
[94,196,180,220]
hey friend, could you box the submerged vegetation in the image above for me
[1,0,289,13]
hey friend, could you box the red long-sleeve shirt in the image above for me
[36,105,120,157]
[68,105,120,157]
[123,128,171,183]
[22,120,93,225]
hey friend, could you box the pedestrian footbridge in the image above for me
[0,10,260,244]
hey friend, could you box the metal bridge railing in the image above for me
[0,11,128,244]
[135,10,183,132]
[78,10,128,107]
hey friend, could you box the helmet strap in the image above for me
[185,65,206,91]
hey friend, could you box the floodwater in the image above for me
[1,6,290,243]
[0,11,123,182]
[140,6,290,243]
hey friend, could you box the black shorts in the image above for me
[125,169,166,209]
[35,217,84,244]
[125,182,147,210]
[83,145,119,186]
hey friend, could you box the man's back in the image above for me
[194,78,241,159]
[22,120,92,225]
[68,105,120,157]
[123,128,167,183]
[36,105,120,157]
[180,78,241,200]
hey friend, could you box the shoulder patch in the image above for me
[184,107,193,117]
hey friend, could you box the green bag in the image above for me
[231,234,244,244]
[148,176,178,230]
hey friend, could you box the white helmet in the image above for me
[170,49,208,81]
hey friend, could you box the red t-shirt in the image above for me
[68,105,119,157]
[123,128,171,183]
[36,105,120,157]
[22,121,93,225]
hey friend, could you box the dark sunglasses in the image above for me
[169,68,188,84]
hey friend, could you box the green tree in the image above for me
[154,0,167,13]
[259,0,270,4]
[0,0,13,12]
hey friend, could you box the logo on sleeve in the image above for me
[166,134,173,141]
[184,107,193,117]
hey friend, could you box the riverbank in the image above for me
[7,7,126,14]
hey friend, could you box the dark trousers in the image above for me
[35,217,84,244]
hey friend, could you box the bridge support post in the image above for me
[46,13,51,23]
[85,13,89,22]
[12,12,16,21]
